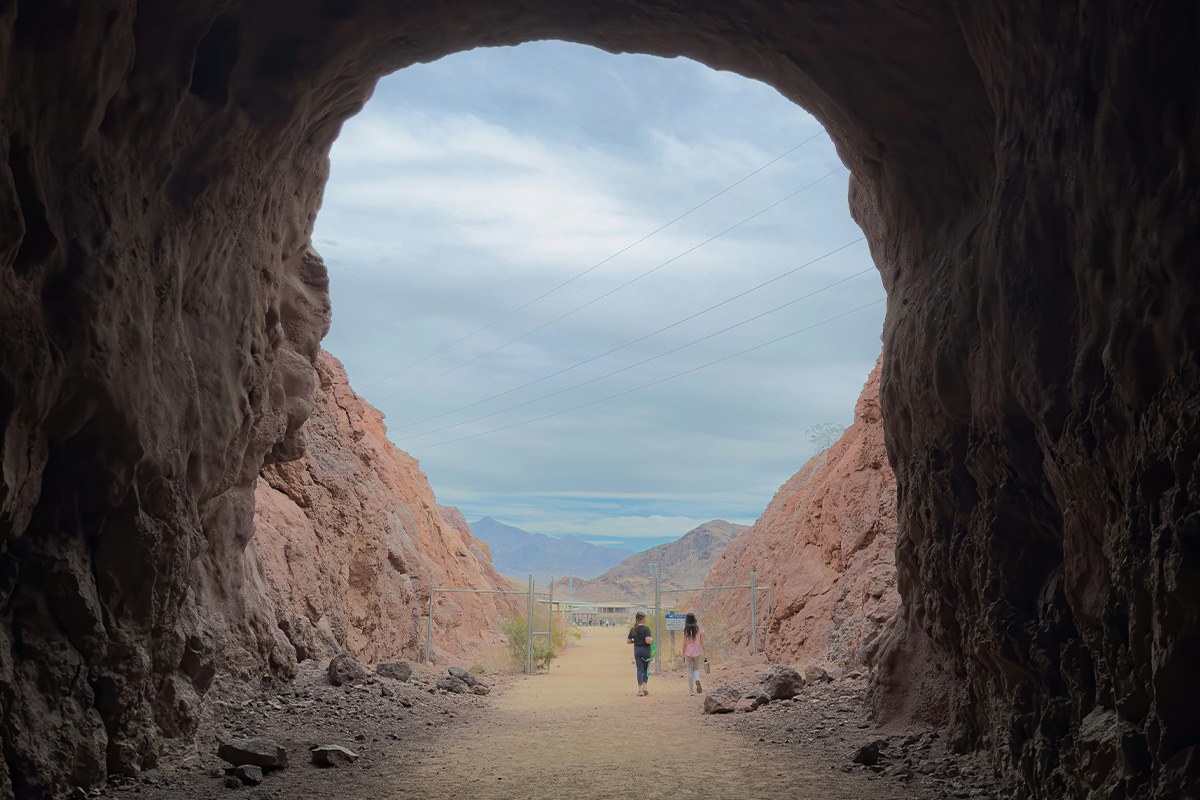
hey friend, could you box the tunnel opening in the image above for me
[1,2,1198,798]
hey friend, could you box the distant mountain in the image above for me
[469,517,633,585]
[549,520,748,604]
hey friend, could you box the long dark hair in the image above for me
[684,612,700,641]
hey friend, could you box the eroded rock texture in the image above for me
[703,362,900,672]
[1,1,1197,797]
[252,351,515,666]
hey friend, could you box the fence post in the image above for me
[750,571,757,655]
[653,564,661,676]
[526,575,534,675]
[766,578,772,655]
[548,576,554,651]
[426,584,434,665]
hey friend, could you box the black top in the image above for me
[628,624,652,651]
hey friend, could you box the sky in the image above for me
[313,42,886,553]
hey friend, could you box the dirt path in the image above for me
[391,628,912,800]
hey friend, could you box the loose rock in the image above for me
[760,666,805,701]
[436,676,470,694]
[311,745,360,768]
[702,686,740,714]
[376,661,414,682]
[327,653,370,686]
[224,765,264,786]
[217,738,288,770]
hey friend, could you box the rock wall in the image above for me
[252,350,516,667]
[1,2,1197,798]
[702,362,901,672]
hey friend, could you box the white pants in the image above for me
[684,655,703,685]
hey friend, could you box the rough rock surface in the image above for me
[252,351,516,667]
[1,2,1197,798]
[703,362,899,672]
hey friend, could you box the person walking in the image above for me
[627,611,654,696]
[682,612,706,695]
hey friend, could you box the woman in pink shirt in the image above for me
[682,613,706,695]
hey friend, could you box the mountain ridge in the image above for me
[469,516,633,585]
[549,519,748,603]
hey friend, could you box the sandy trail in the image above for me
[395,628,910,800]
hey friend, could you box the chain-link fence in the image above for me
[425,576,584,676]
[652,571,771,676]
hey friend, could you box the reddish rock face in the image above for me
[703,362,899,671]
[252,352,516,667]
[0,2,1197,798]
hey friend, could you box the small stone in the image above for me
[380,685,393,697]
[224,765,263,786]
[310,745,360,768]
[223,775,243,789]
[472,684,490,696]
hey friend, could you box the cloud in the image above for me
[315,42,883,551]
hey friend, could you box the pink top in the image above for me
[683,627,705,657]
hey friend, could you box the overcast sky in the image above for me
[313,42,885,552]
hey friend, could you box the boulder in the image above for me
[436,676,470,694]
[376,661,414,682]
[852,741,887,766]
[224,765,264,786]
[760,666,804,700]
[327,652,370,686]
[804,665,831,683]
[310,745,360,768]
[702,686,740,714]
[217,738,288,770]
[447,667,478,686]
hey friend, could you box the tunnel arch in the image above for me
[1,2,1198,798]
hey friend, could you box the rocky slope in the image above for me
[2,3,1197,797]
[550,520,747,603]
[702,362,899,672]
[251,351,516,667]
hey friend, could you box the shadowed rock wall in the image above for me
[0,1,1197,797]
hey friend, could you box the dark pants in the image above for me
[634,648,651,683]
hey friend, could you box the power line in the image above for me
[403,263,873,441]
[412,297,887,450]
[390,236,867,432]
[361,132,830,390]
[379,165,847,402]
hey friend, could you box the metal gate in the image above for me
[652,568,771,675]
[424,574,557,675]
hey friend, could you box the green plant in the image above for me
[499,610,561,672]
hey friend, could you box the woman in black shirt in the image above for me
[627,611,654,696]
